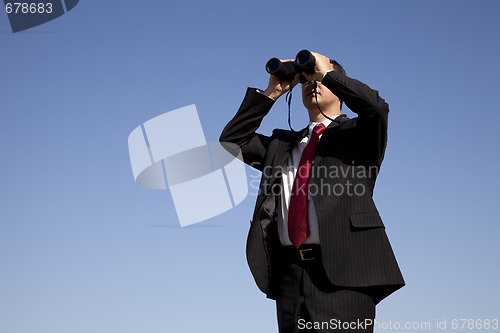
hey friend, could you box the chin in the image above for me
[308,99,320,107]
[305,96,318,104]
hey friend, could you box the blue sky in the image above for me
[1,1,499,332]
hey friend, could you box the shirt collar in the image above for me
[307,115,338,137]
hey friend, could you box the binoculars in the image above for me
[265,50,315,83]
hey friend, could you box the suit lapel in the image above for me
[253,128,306,212]
[314,114,348,166]
[277,126,308,167]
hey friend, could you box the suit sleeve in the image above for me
[219,88,275,171]
[321,71,390,166]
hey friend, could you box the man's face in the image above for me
[301,80,340,111]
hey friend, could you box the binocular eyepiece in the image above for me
[265,50,315,83]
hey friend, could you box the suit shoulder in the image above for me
[335,116,358,129]
[271,128,295,140]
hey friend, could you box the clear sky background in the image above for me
[1,1,499,332]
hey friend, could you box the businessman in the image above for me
[220,51,405,332]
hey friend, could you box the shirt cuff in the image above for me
[323,70,334,79]
[256,89,276,101]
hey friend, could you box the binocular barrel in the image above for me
[295,49,315,73]
[265,58,297,81]
[265,50,315,81]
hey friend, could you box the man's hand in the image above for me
[301,51,334,82]
[263,59,300,100]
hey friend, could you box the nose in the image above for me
[305,80,318,90]
[302,80,315,89]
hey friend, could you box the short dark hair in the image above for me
[329,59,345,109]
[329,59,346,76]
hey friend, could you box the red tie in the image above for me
[288,124,325,248]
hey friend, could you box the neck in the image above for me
[308,105,341,123]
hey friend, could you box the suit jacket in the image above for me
[220,71,405,304]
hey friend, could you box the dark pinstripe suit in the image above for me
[220,71,404,331]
